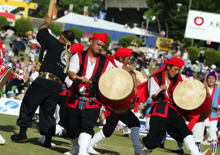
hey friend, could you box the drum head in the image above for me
[99,68,134,101]
[173,79,206,110]
[133,70,148,84]
[0,68,12,91]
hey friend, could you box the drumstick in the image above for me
[11,72,22,81]
[155,88,163,96]
[76,75,92,84]
[36,0,55,71]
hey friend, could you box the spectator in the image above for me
[0,30,7,40]
[5,29,14,40]
[191,60,201,73]
[201,63,209,73]
[153,54,164,68]
[182,49,189,63]
[197,50,206,68]
[20,58,25,69]
[131,39,138,47]
[15,60,21,69]
[147,45,154,63]
[204,64,217,81]
[174,47,181,58]
[7,60,13,68]
[167,47,173,56]
[183,59,194,73]
[22,32,29,44]
[140,40,146,47]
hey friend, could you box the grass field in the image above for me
[0,114,219,155]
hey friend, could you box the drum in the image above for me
[133,70,148,85]
[0,58,12,91]
[98,68,137,113]
[173,79,212,122]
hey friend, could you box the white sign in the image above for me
[0,98,21,116]
[185,10,220,42]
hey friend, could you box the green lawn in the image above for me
[0,114,219,155]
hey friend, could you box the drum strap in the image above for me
[166,103,200,131]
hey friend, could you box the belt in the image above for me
[38,72,63,84]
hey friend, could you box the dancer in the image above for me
[65,35,137,155]
[87,48,141,155]
[11,15,75,148]
[192,71,219,155]
[141,57,212,155]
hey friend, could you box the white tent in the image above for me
[56,13,133,33]
[131,27,160,37]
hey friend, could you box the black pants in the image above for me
[103,110,140,137]
[17,81,60,135]
[57,90,69,129]
[66,105,100,139]
[143,107,191,149]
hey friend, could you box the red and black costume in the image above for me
[66,50,111,139]
[142,58,192,149]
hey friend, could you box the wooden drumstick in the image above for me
[155,88,163,96]
[36,0,55,71]
[75,75,92,84]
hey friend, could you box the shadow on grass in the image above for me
[158,148,189,155]
[93,148,120,155]
[0,125,18,134]
[28,137,71,147]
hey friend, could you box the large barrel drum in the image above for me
[98,68,137,113]
[133,70,148,84]
[0,58,12,90]
[173,79,213,122]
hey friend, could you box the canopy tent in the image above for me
[56,13,136,41]
[0,12,15,19]
[131,27,160,37]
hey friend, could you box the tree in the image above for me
[0,16,8,30]
[145,0,220,41]
[29,0,102,19]
[68,27,83,43]
[38,23,62,36]
[15,18,33,36]
[119,36,142,48]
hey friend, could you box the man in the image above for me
[204,64,217,81]
[65,35,137,155]
[141,57,212,155]
[191,61,201,73]
[198,50,206,69]
[11,15,75,148]
[192,71,219,155]
[87,48,141,155]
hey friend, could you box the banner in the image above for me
[185,10,220,42]
[69,4,73,12]
[99,12,106,20]
[0,98,22,116]
[84,6,88,16]
[52,0,57,19]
